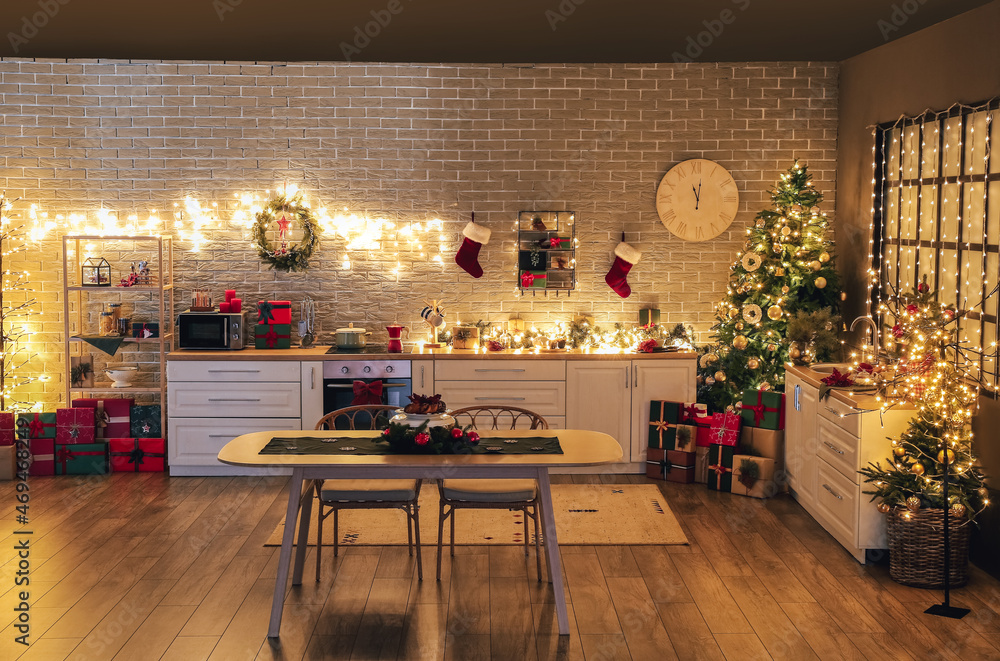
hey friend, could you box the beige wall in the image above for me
[836,1,1000,473]
[0,59,838,406]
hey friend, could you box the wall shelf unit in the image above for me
[62,235,174,437]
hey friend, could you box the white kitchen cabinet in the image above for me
[784,365,915,562]
[412,359,434,394]
[566,362,632,460]
[629,361,697,463]
[301,361,323,429]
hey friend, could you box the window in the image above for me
[870,99,1000,388]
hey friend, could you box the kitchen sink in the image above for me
[809,362,852,373]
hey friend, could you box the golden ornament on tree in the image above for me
[728,307,739,319]
[714,370,727,382]
[810,260,822,271]
[780,225,791,237]
[781,285,789,294]
[775,267,785,276]
[814,276,827,289]
[733,334,748,350]
[741,252,763,272]
[950,503,967,518]
[893,446,907,457]
[819,252,830,263]
[788,345,801,359]
[735,321,744,330]
[937,449,956,464]
[906,496,921,512]
[910,462,925,476]
[772,242,782,253]
[767,343,778,351]
[747,357,760,370]
[742,304,762,325]
[876,502,892,514]
[767,305,783,320]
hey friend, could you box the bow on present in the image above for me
[351,380,384,405]
[261,327,290,348]
[521,272,546,287]
[56,446,77,471]
[744,391,779,426]
[18,414,54,439]
[548,236,563,249]
[648,456,671,479]
[94,402,110,431]
[709,462,731,476]
[682,402,707,424]
[257,301,277,324]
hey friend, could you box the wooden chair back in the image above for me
[449,406,549,431]
[315,405,398,431]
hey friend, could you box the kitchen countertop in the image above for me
[784,363,915,412]
[167,346,698,361]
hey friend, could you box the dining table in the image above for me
[217,428,623,637]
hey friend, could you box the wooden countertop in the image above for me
[784,363,915,412]
[168,346,697,361]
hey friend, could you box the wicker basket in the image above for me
[886,507,971,588]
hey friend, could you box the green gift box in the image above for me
[740,389,786,430]
[639,309,660,326]
[520,270,547,288]
[255,323,292,349]
[707,443,735,491]
[130,405,162,438]
[648,401,681,449]
[16,412,56,439]
[55,442,109,475]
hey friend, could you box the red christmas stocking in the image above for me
[605,241,641,298]
[455,217,491,278]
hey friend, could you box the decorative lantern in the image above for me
[82,257,111,287]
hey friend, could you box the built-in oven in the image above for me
[323,359,412,428]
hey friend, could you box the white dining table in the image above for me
[218,428,623,637]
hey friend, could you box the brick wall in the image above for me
[0,59,838,406]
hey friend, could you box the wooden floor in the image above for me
[3,473,1000,661]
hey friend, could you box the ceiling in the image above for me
[0,0,990,62]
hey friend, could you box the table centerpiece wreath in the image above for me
[378,422,481,455]
[251,190,320,272]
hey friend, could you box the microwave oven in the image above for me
[177,311,245,350]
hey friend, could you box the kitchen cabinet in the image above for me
[628,361,698,462]
[784,365,915,562]
[301,361,323,429]
[435,359,566,428]
[412,359,434,394]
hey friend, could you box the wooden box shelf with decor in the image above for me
[62,236,174,439]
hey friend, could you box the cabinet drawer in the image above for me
[168,417,301,465]
[169,382,301,417]
[815,460,859,547]
[818,395,862,437]
[435,380,566,417]
[817,417,860,483]
[167,360,300,383]
[434,360,565,382]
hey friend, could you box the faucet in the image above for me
[850,316,880,362]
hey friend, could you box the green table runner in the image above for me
[259,435,563,456]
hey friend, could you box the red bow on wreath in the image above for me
[352,380,384,405]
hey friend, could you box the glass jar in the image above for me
[105,302,121,323]
[99,311,116,336]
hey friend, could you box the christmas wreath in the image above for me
[378,421,481,454]
[251,190,320,272]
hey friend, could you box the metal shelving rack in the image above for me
[516,210,577,296]
[62,235,174,438]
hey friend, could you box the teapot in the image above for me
[386,324,409,353]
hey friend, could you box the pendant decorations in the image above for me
[741,252,763,272]
[742,304,762,325]
[251,189,320,272]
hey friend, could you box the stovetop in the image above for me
[325,345,390,355]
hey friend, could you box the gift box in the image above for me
[694,446,710,483]
[708,411,741,447]
[16,412,56,440]
[56,407,96,445]
[520,270,547,288]
[257,300,292,325]
[646,448,695,483]
[639,309,660,326]
[131,322,160,339]
[28,438,54,476]
[707,444,735,491]
[130,405,162,438]
[55,442,109,475]
[739,427,785,478]
[72,398,133,440]
[680,403,715,447]
[109,438,166,472]
[0,412,13,446]
[740,389,786,430]
[648,401,680,449]
[0,445,14,480]
[255,323,292,349]
[732,455,777,499]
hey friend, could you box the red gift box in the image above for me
[72,398,133,440]
[0,411,13,446]
[28,438,54,476]
[257,300,292,325]
[109,438,166,472]
[56,407,95,445]
[708,411,741,447]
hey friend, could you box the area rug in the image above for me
[265,484,688,547]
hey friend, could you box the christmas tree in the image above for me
[860,278,989,518]
[698,162,840,411]
[0,193,40,411]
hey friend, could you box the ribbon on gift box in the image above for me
[743,390,780,427]
[352,380,383,405]
[256,301,291,324]
[110,440,165,467]
[709,462,731,476]
[648,455,671,479]
[648,419,676,446]
[521,272,547,287]
[262,326,290,349]
[18,414,55,439]
[56,446,104,474]
[710,412,741,446]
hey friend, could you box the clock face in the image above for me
[656,159,739,241]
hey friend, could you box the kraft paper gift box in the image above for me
[707,411,741,447]
[731,455,777,499]
[109,438,166,472]
[694,446,710,483]
[707,444,735,491]
[72,398,133,440]
[256,300,292,325]
[0,411,13,446]
[28,438,54,476]
[739,426,785,478]
[56,407,96,445]
[55,442,109,475]
[130,405,162,438]
[739,389,786,430]
[255,323,292,349]
[0,445,14,480]
[16,412,56,440]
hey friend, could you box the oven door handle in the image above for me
[325,383,409,388]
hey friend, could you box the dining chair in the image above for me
[313,405,423,581]
[436,405,548,582]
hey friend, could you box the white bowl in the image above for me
[390,410,455,429]
[104,366,138,388]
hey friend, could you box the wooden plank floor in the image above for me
[3,473,1000,660]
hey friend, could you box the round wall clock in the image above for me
[656,159,739,241]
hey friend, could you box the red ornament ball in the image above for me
[450,427,464,439]
[467,431,480,444]
[382,428,390,436]
[943,309,955,319]
[918,282,929,293]
[906,304,918,315]
[415,432,430,446]
[892,324,904,338]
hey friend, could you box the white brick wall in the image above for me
[0,59,838,406]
